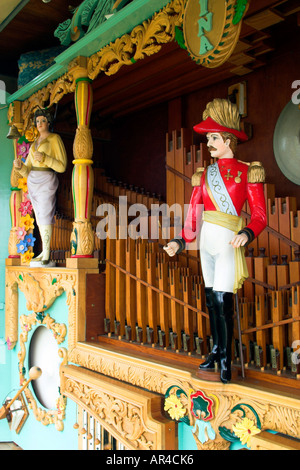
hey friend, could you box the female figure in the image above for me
[164,99,267,383]
[14,108,67,265]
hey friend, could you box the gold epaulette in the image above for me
[247,161,265,183]
[191,167,205,187]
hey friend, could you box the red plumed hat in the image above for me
[193,116,248,142]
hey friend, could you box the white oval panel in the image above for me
[29,326,61,410]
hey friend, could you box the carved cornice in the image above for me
[8,0,186,132]
[87,0,186,80]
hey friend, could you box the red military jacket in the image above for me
[179,158,267,244]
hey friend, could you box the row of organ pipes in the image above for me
[48,129,300,378]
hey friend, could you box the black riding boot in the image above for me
[212,291,234,384]
[199,287,219,370]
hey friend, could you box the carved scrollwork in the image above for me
[87,0,186,79]
[5,267,77,349]
[18,309,68,431]
[65,377,154,449]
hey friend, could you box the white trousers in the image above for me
[200,221,235,293]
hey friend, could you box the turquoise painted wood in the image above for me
[0,95,15,442]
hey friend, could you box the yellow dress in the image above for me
[19,133,67,175]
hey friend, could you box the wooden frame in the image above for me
[5,259,300,448]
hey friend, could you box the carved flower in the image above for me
[164,394,186,421]
[17,240,28,254]
[25,126,38,142]
[16,226,27,240]
[17,141,30,161]
[20,214,35,231]
[232,417,261,447]
[190,390,214,421]
[21,250,34,265]
[24,234,36,247]
[19,199,33,217]
[18,177,28,193]
[56,396,66,414]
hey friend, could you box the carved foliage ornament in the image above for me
[163,384,300,450]
[64,377,155,450]
[9,1,185,133]
[87,0,186,79]
[5,268,77,350]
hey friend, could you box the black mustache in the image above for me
[208,146,217,152]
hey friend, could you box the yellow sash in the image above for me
[203,211,249,293]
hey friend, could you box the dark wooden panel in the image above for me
[86,273,106,342]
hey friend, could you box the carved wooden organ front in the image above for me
[48,126,300,383]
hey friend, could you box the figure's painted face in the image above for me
[206,132,233,159]
[36,116,49,133]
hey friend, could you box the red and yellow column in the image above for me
[7,102,23,264]
[70,57,95,258]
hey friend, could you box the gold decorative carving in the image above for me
[67,342,300,447]
[5,259,300,446]
[61,365,175,450]
[18,312,68,431]
[10,271,64,313]
[163,381,300,450]
[5,267,77,349]
[87,0,186,79]
[70,221,94,256]
[20,72,76,133]
[9,1,186,136]
[8,227,21,258]
[73,127,93,160]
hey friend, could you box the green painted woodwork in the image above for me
[8,0,171,104]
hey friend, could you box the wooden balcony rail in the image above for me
[103,236,300,379]
[104,237,209,354]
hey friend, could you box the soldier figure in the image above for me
[164,98,267,383]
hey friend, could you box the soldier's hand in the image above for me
[163,241,180,257]
[230,233,248,248]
